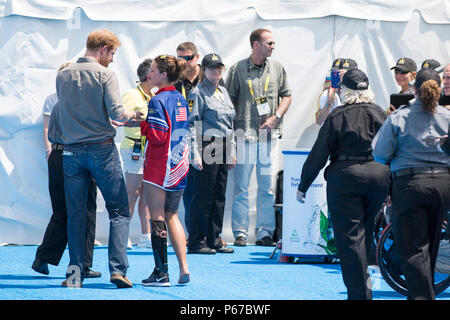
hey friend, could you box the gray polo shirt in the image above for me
[226,56,291,141]
[372,99,450,172]
[188,78,236,162]
[56,56,126,144]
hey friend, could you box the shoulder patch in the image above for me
[188,99,194,112]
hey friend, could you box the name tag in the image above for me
[256,102,271,116]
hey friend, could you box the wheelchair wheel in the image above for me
[376,222,450,296]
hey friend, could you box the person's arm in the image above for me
[438,135,450,156]
[261,63,292,129]
[187,90,204,170]
[43,115,52,160]
[297,117,334,198]
[140,99,169,146]
[371,117,397,165]
[225,65,239,109]
[260,95,292,130]
[104,73,142,122]
[315,88,337,125]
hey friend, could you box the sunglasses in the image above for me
[178,54,196,61]
[207,65,224,71]
[265,41,276,46]
[394,69,409,75]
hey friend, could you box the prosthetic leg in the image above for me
[142,219,170,286]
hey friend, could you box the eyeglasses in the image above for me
[394,69,409,75]
[265,41,276,46]
[178,54,196,61]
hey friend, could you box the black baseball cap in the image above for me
[331,58,345,70]
[331,58,358,70]
[202,53,224,69]
[390,57,417,72]
[340,59,358,70]
[414,68,441,90]
[339,68,369,90]
[421,59,441,71]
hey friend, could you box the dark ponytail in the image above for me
[154,55,186,83]
[414,68,442,113]
[419,79,441,113]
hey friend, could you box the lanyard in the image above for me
[181,84,186,99]
[247,58,270,100]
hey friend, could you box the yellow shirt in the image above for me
[120,84,154,149]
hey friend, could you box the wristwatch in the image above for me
[275,112,282,120]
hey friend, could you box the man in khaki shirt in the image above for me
[226,28,292,247]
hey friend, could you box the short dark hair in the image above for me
[137,58,152,82]
[250,28,271,48]
[176,42,198,55]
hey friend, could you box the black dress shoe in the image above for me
[216,246,234,253]
[83,268,102,278]
[32,258,49,275]
[234,236,247,246]
[188,247,217,254]
[255,236,276,247]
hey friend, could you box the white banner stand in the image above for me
[281,149,337,259]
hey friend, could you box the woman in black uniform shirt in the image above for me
[296,69,391,300]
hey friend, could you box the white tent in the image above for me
[0,0,449,245]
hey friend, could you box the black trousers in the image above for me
[325,160,391,300]
[35,148,97,269]
[391,172,450,300]
[188,139,229,250]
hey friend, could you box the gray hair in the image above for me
[137,58,153,82]
[340,85,375,105]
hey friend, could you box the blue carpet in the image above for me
[0,245,448,300]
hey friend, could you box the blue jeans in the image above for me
[231,137,278,240]
[63,141,130,279]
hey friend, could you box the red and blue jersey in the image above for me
[140,86,189,191]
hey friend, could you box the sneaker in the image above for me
[110,273,133,288]
[255,236,276,247]
[137,234,152,248]
[127,238,133,250]
[234,236,247,247]
[142,269,170,287]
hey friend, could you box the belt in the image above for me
[126,136,141,142]
[335,155,374,161]
[392,167,450,178]
[51,144,64,150]
[68,138,114,147]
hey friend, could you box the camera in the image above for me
[132,140,141,160]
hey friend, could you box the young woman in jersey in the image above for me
[140,55,190,286]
